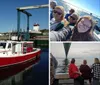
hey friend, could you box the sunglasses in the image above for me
[53,10,62,15]
[70,16,76,20]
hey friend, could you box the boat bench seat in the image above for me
[55,73,89,85]
[55,73,74,85]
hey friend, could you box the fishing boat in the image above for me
[0,40,41,80]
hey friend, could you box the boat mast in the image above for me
[63,43,71,58]
[63,43,71,67]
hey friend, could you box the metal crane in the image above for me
[16,4,48,41]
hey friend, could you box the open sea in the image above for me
[56,56,100,74]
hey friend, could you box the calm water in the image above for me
[56,56,100,74]
[23,48,49,85]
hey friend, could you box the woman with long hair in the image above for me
[71,16,96,41]
[92,58,100,85]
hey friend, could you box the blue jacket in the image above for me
[65,13,71,21]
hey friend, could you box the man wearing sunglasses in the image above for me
[50,6,64,31]
[64,14,79,40]
[69,14,79,26]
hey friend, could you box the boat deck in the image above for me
[55,73,90,85]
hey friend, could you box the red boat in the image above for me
[0,41,41,80]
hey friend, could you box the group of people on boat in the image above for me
[69,58,100,85]
[50,53,100,85]
[50,1,100,41]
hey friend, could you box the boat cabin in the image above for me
[0,41,33,56]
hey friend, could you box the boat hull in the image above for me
[0,49,41,80]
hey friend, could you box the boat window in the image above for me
[27,43,33,48]
[23,43,33,53]
[8,43,11,48]
[0,43,6,49]
[23,43,27,48]
[12,43,16,53]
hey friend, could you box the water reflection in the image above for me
[0,48,48,85]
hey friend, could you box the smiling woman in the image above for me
[51,0,100,41]
[50,1,100,85]
[71,16,95,41]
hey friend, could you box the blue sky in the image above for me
[63,0,100,16]
[0,0,48,32]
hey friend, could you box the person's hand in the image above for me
[62,18,69,27]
